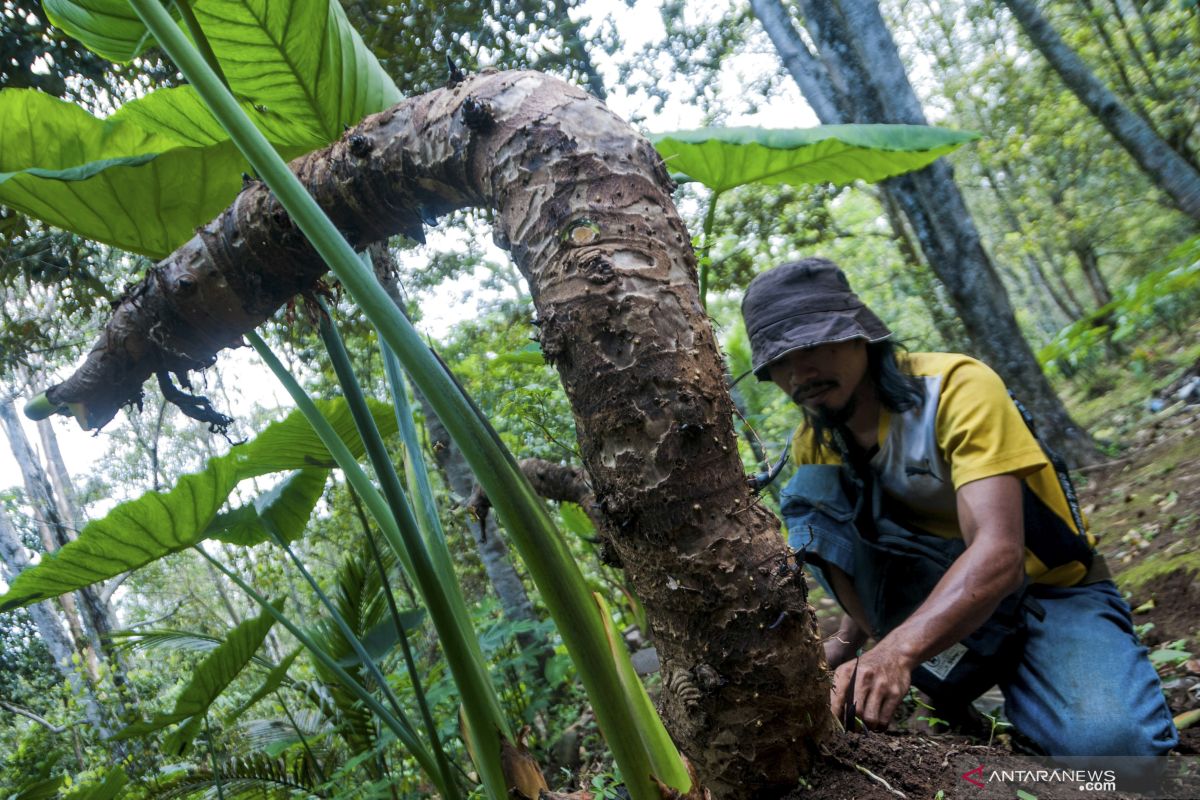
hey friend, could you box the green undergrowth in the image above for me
[1116,549,1200,591]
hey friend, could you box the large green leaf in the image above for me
[194,0,402,145]
[17,0,400,255]
[205,468,329,546]
[45,0,400,144]
[0,90,254,257]
[43,0,156,62]
[648,124,979,193]
[0,399,396,611]
[0,456,240,611]
[115,603,280,754]
[235,398,397,477]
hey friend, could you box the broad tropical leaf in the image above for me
[649,124,979,193]
[236,398,397,477]
[0,90,253,257]
[115,602,280,754]
[20,0,401,255]
[44,0,399,143]
[0,399,396,610]
[43,0,156,62]
[206,468,329,546]
[0,456,240,611]
[227,648,302,722]
[193,0,402,145]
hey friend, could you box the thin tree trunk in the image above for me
[977,164,1081,324]
[752,0,1098,464]
[0,506,109,736]
[36,419,81,535]
[1002,0,1200,220]
[1071,241,1114,308]
[419,391,544,649]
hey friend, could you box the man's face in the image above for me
[766,340,869,415]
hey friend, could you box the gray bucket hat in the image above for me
[741,257,891,381]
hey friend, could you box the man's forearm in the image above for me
[874,534,1024,670]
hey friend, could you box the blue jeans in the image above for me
[1000,580,1178,757]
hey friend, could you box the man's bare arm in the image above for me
[830,474,1027,729]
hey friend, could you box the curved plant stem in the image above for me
[127,2,681,793]
[203,713,227,800]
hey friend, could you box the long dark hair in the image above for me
[805,340,925,454]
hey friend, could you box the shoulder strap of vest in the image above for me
[1007,391,1087,536]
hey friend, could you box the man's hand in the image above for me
[830,642,914,730]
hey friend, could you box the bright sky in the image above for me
[0,0,820,499]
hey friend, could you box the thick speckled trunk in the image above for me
[36,70,831,795]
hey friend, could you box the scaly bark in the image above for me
[32,70,831,795]
[1002,0,1200,220]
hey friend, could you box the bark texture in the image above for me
[35,70,831,795]
[752,0,1099,465]
[1002,0,1200,221]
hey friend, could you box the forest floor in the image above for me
[788,366,1200,799]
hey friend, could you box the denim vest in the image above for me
[781,463,1034,703]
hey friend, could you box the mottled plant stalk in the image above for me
[39,6,832,787]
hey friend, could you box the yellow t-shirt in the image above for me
[791,353,1095,586]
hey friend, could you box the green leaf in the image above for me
[0,89,253,257]
[236,397,398,478]
[0,456,240,611]
[64,767,128,800]
[226,648,301,722]
[13,0,400,256]
[43,0,157,62]
[648,124,979,193]
[560,502,595,537]
[44,0,399,143]
[115,602,280,751]
[0,399,393,610]
[193,0,402,145]
[333,608,427,667]
[206,468,328,546]
[493,342,546,366]
[1149,647,1193,667]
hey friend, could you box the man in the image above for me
[741,257,1176,758]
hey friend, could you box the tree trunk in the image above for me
[751,0,1098,465]
[36,418,82,535]
[0,506,109,735]
[1002,0,1200,220]
[419,391,545,649]
[30,70,831,795]
[1071,241,1114,308]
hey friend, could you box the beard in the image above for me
[802,393,857,452]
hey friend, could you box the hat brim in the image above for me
[750,305,892,381]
